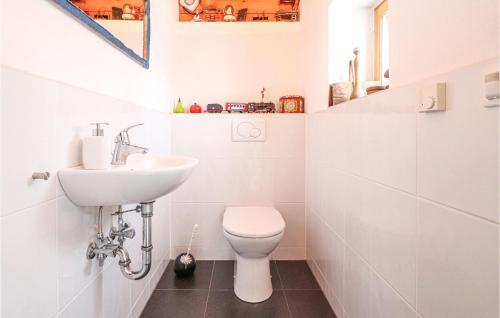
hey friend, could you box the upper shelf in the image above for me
[178,0,300,23]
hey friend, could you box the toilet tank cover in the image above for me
[223,206,286,238]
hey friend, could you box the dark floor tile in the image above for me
[140,290,208,318]
[285,290,336,318]
[205,290,290,318]
[155,261,214,290]
[276,261,320,290]
[211,261,283,291]
[271,261,284,290]
[210,261,234,290]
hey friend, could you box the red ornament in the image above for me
[190,103,202,113]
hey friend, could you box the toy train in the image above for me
[225,102,276,113]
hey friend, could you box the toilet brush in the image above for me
[174,224,198,277]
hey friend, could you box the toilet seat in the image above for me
[223,206,285,238]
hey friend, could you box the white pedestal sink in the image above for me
[58,155,198,207]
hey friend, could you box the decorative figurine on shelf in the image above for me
[174,98,185,113]
[190,102,202,113]
[275,10,299,21]
[350,47,365,99]
[279,96,304,113]
[237,8,248,21]
[223,5,236,22]
[203,8,223,22]
[207,103,223,113]
[248,87,276,113]
[122,3,135,20]
[174,224,198,277]
[193,10,202,22]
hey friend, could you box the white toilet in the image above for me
[223,206,286,303]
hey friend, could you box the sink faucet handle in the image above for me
[117,123,144,144]
[122,123,144,133]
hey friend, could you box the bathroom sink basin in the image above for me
[58,155,198,207]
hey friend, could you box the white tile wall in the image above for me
[416,62,500,222]
[2,60,497,318]
[171,114,306,260]
[1,69,58,215]
[306,60,499,318]
[1,67,172,318]
[1,201,58,318]
[417,199,498,318]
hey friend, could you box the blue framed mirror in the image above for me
[53,0,150,68]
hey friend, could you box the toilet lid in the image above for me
[223,206,286,238]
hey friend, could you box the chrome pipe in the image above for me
[97,206,104,239]
[115,202,154,280]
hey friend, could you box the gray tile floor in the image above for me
[141,260,337,318]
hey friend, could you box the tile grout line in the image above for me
[55,196,60,317]
[311,207,417,310]
[1,197,59,220]
[203,261,215,318]
[347,244,418,313]
[274,261,293,318]
[415,103,420,316]
[333,161,499,226]
[417,195,499,225]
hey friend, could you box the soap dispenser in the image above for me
[83,123,110,170]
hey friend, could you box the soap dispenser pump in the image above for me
[83,123,110,170]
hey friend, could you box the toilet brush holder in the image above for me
[174,224,198,277]
[174,253,196,277]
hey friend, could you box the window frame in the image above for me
[374,0,389,81]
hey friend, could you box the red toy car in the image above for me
[225,103,248,113]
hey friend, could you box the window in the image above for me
[374,0,389,84]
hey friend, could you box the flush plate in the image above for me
[232,118,266,142]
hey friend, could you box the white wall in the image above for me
[171,23,303,109]
[0,67,173,318]
[328,0,374,83]
[96,20,144,57]
[390,0,499,87]
[1,0,174,112]
[306,60,499,318]
[170,114,306,260]
[301,0,330,113]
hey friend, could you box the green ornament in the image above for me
[174,98,185,113]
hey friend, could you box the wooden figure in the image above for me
[350,48,365,99]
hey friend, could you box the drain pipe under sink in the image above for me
[115,201,154,280]
[86,201,155,280]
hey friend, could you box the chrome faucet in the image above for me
[111,123,149,165]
